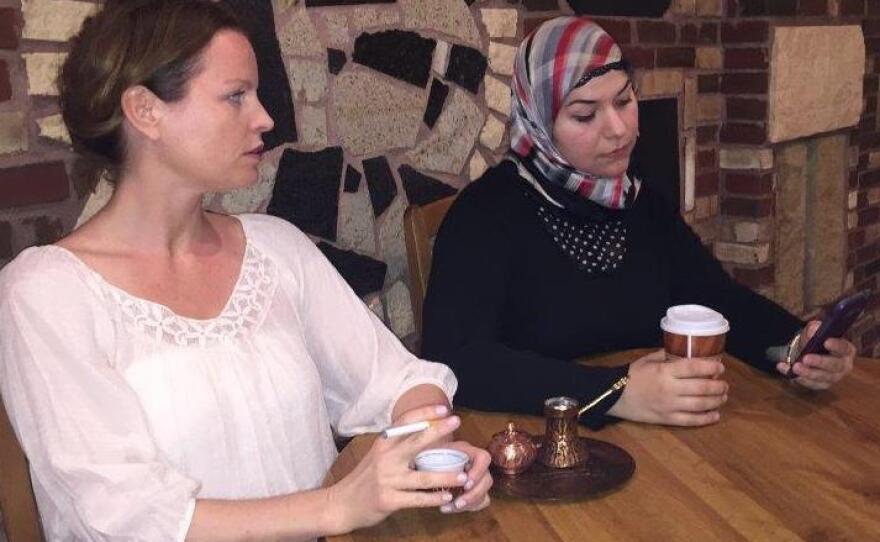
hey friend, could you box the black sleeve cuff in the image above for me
[577,364,631,431]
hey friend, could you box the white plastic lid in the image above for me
[660,304,729,336]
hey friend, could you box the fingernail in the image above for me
[446,415,461,428]
[440,504,454,513]
[435,405,449,416]
[464,479,475,491]
[455,497,467,509]
[457,473,468,484]
[442,492,453,502]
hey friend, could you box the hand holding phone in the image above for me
[786,289,869,378]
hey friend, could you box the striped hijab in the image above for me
[509,16,639,210]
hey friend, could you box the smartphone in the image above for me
[787,289,870,377]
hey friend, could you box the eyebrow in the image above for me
[566,80,633,107]
[223,78,256,88]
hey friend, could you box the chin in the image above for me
[573,155,632,179]
[233,168,262,189]
[594,161,631,179]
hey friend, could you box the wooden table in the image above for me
[326,350,880,541]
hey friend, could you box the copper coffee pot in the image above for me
[537,377,629,469]
[537,396,588,469]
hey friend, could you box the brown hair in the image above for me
[58,0,244,181]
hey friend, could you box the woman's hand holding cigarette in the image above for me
[322,405,492,535]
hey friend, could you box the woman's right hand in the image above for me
[608,349,729,426]
[322,405,468,535]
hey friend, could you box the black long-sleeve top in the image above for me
[421,161,803,429]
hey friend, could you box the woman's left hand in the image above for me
[438,441,493,514]
[776,320,856,390]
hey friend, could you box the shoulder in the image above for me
[631,179,682,221]
[456,161,524,206]
[237,213,312,248]
[0,246,101,311]
[445,161,531,226]
[236,213,327,269]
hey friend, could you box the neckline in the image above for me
[43,215,254,324]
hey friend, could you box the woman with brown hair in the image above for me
[0,1,491,539]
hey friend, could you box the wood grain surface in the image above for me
[325,350,880,542]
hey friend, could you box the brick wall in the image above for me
[715,0,879,353]
[0,0,85,269]
[850,1,880,352]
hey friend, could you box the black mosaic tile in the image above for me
[317,242,388,297]
[267,147,343,241]
[327,48,347,75]
[362,156,398,217]
[566,0,671,17]
[445,44,487,95]
[398,165,458,207]
[221,0,296,150]
[353,30,436,88]
[306,0,395,5]
[423,79,450,129]
[343,165,362,193]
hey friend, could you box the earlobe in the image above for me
[120,85,163,140]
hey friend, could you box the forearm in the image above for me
[431,340,629,429]
[186,487,340,541]
[391,383,451,423]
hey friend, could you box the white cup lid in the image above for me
[660,304,729,336]
[414,448,469,472]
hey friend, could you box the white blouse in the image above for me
[0,214,456,541]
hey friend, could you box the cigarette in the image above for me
[381,420,431,439]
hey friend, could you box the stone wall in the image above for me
[1,0,880,356]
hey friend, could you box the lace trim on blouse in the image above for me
[44,240,278,347]
[104,243,277,347]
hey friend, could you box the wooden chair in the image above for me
[403,195,457,342]
[0,398,42,542]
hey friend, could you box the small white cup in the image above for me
[414,448,470,496]
[414,448,469,473]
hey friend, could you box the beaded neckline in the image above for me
[521,187,628,276]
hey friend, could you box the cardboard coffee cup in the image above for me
[660,304,729,359]
[415,448,469,495]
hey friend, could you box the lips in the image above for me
[604,142,632,159]
[245,144,265,157]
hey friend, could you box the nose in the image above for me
[604,108,627,139]
[254,98,275,134]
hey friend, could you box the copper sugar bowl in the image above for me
[537,396,588,469]
[487,422,538,475]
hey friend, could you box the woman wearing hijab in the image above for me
[421,17,856,429]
